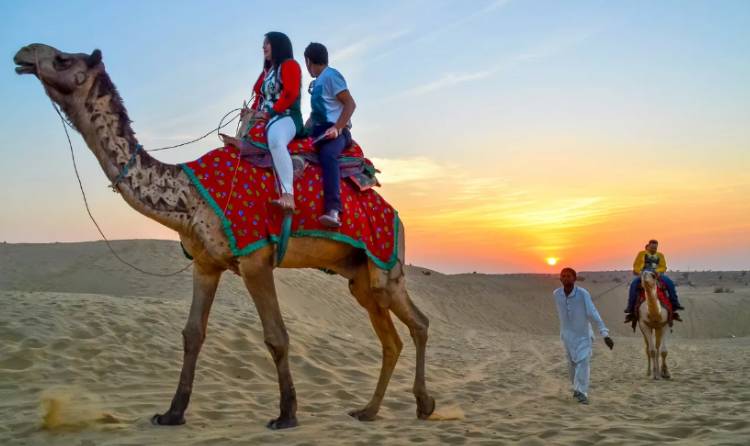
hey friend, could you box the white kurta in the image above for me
[553,285,609,396]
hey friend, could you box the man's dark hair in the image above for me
[560,267,577,278]
[264,31,294,69]
[648,239,658,245]
[304,42,328,65]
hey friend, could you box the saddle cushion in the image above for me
[180,146,399,269]
[240,118,378,190]
[244,118,364,158]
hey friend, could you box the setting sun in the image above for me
[546,257,558,266]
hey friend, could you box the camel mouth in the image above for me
[14,61,36,75]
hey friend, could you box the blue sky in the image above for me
[2,1,749,272]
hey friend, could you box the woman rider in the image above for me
[226,32,303,211]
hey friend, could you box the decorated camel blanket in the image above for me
[179,144,399,269]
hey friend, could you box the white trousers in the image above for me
[266,115,295,195]
[566,350,591,396]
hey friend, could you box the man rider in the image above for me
[625,239,685,323]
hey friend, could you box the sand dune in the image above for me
[1,240,749,445]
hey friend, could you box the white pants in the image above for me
[566,350,591,396]
[266,115,295,195]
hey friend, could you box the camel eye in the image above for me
[53,55,74,71]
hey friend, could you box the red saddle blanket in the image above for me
[179,146,399,269]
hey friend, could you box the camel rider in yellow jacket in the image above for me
[625,239,685,323]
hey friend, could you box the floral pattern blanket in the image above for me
[180,145,399,269]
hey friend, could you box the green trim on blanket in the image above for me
[179,163,399,270]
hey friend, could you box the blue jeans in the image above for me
[312,123,351,213]
[627,274,680,312]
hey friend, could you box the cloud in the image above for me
[387,26,600,100]
[398,70,495,97]
[332,29,411,63]
[370,156,447,184]
[415,0,513,44]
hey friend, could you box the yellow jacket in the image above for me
[633,250,667,274]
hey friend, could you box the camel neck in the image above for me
[66,72,193,233]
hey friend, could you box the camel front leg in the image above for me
[659,329,670,379]
[153,262,222,426]
[388,280,435,419]
[348,270,403,420]
[240,263,297,430]
[639,323,654,378]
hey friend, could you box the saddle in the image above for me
[237,117,380,191]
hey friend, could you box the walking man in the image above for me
[553,267,614,404]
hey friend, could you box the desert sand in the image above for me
[1,240,749,445]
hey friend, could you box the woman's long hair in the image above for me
[264,31,294,70]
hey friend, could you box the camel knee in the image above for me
[409,313,429,342]
[263,331,289,362]
[384,336,403,360]
[182,326,205,355]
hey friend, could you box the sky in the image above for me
[1,0,749,273]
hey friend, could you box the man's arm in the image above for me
[656,252,667,274]
[583,291,614,349]
[334,89,356,131]
[633,251,645,275]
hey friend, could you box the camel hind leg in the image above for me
[347,265,403,420]
[378,266,435,419]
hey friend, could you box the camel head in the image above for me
[641,270,657,291]
[14,43,104,109]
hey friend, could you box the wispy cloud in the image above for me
[415,0,513,44]
[389,27,601,100]
[400,70,495,97]
[332,29,411,63]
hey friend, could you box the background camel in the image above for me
[638,271,671,380]
[13,43,435,429]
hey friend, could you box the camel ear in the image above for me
[87,49,102,68]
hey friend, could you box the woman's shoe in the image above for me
[271,193,295,212]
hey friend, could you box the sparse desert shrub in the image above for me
[612,277,622,283]
[714,287,734,293]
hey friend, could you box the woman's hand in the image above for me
[254,110,270,121]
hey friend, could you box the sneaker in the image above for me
[672,312,682,322]
[576,393,589,405]
[271,193,295,212]
[674,304,685,311]
[319,210,341,228]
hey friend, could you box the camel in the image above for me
[638,271,671,380]
[14,43,435,429]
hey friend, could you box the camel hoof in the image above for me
[416,395,436,420]
[348,407,377,421]
[662,372,671,379]
[266,416,298,430]
[151,413,185,426]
